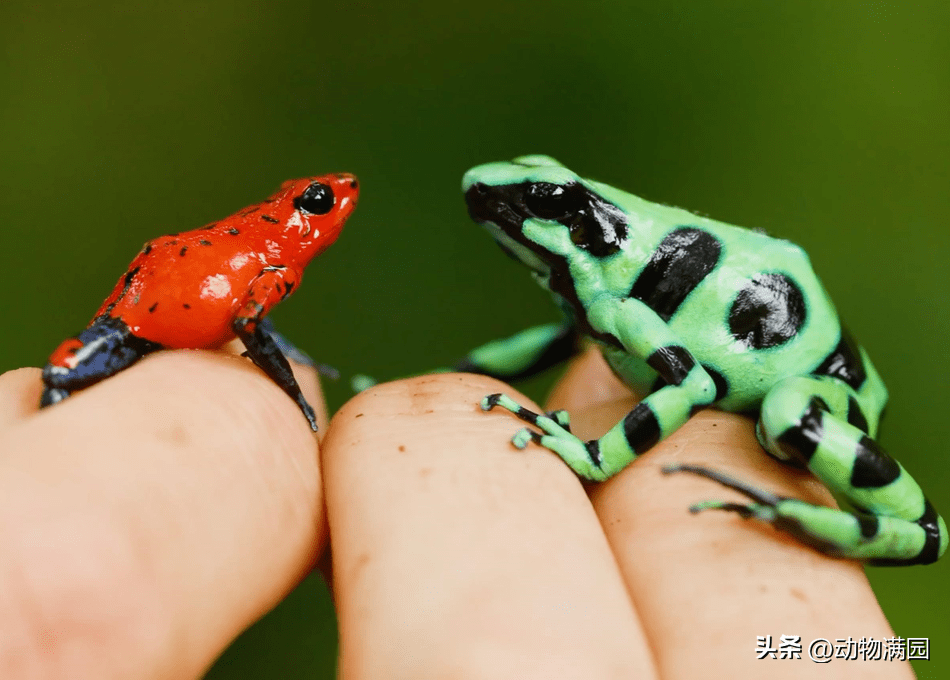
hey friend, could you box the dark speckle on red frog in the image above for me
[40,174,359,431]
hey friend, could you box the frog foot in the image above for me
[482,393,607,480]
[351,374,378,393]
[661,463,901,561]
[662,463,785,510]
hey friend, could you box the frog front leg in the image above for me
[484,298,716,481]
[455,321,581,382]
[352,320,580,395]
[232,267,319,432]
[40,315,164,407]
[669,375,947,565]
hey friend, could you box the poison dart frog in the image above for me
[41,174,359,431]
[455,155,945,566]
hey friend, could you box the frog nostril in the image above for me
[349,178,358,189]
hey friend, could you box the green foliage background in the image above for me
[2,1,948,676]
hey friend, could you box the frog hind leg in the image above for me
[669,375,947,565]
[233,302,319,432]
[40,315,163,407]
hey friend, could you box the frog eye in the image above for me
[523,182,582,221]
[293,182,335,215]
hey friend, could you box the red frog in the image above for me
[41,174,359,431]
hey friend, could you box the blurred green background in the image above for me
[2,0,948,676]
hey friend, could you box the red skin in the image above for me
[49,174,358,370]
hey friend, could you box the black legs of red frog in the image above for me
[41,315,325,432]
[232,316,320,431]
[41,315,163,407]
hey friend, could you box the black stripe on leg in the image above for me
[622,403,661,453]
[775,396,828,464]
[869,500,943,566]
[855,513,880,539]
[514,406,541,425]
[703,364,729,401]
[585,440,602,466]
[812,329,867,389]
[646,345,696,386]
[849,436,901,489]
[847,396,869,433]
[915,501,943,565]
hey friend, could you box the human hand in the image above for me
[0,347,328,678]
[322,348,914,679]
[0,345,915,679]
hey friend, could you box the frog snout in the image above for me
[464,182,494,223]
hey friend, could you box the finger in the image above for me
[0,367,43,427]
[547,355,910,679]
[323,374,658,679]
[544,346,636,415]
[0,350,326,680]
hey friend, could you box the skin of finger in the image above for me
[547,351,912,680]
[0,367,45,427]
[322,373,659,680]
[0,351,327,680]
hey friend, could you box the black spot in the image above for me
[350,179,358,189]
[183,303,191,309]
[622,403,661,453]
[775,396,827,465]
[629,228,722,321]
[850,436,901,488]
[847,396,869,433]
[294,182,335,215]
[199,239,212,246]
[143,244,152,255]
[283,280,295,297]
[168,239,179,246]
[703,364,729,401]
[148,302,158,313]
[260,215,278,224]
[229,227,241,234]
[179,246,188,257]
[124,266,140,287]
[812,329,867,390]
[646,345,696,386]
[241,206,260,216]
[201,222,217,230]
[729,273,806,349]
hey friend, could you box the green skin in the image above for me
[455,155,946,566]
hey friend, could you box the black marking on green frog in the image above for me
[630,227,722,321]
[456,154,946,566]
[728,273,806,349]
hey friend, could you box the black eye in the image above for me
[293,182,335,215]
[523,182,581,221]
